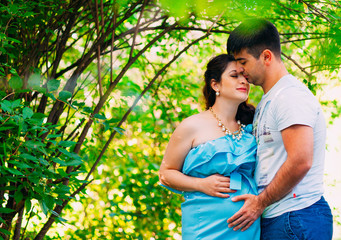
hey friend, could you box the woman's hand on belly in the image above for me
[197,174,237,198]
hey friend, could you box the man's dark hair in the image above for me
[226,19,281,59]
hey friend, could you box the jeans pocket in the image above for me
[288,207,333,240]
[287,211,306,240]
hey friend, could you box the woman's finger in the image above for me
[216,176,230,182]
[215,192,230,198]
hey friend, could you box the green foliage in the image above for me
[0,97,85,236]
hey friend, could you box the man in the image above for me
[226,19,333,239]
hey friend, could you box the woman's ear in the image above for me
[210,79,219,92]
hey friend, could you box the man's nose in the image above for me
[238,65,245,73]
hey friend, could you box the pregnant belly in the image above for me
[181,192,245,222]
[180,179,258,239]
[181,193,252,239]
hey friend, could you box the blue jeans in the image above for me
[261,196,333,240]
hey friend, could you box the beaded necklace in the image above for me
[209,107,245,140]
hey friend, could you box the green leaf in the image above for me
[25,199,32,213]
[9,68,18,76]
[52,157,66,166]
[0,126,15,131]
[58,141,77,147]
[64,159,83,166]
[11,99,21,108]
[59,148,75,158]
[0,207,15,214]
[57,168,68,177]
[44,195,55,210]
[114,127,125,135]
[47,134,62,139]
[56,216,68,223]
[24,140,45,149]
[32,112,46,119]
[82,107,92,113]
[19,153,39,162]
[45,92,56,101]
[47,79,60,92]
[9,76,23,90]
[72,101,85,107]
[58,90,72,101]
[94,113,106,120]
[14,190,23,203]
[7,37,21,44]
[0,227,11,236]
[23,107,34,119]
[28,175,39,184]
[38,200,49,216]
[0,100,12,113]
[27,73,41,89]
[8,160,31,169]
[39,158,49,166]
[6,167,24,175]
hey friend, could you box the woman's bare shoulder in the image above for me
[176,111,210,133]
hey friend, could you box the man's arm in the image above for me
[227,124,314,231]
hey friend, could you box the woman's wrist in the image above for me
[193,177,205,193]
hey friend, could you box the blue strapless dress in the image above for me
[162,124,260,239]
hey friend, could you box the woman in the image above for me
[159,54,260,239]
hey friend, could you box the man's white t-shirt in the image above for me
[253,74,326,218]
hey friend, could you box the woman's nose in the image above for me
[240,76,248,84]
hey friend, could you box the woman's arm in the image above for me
[159,118,233,198]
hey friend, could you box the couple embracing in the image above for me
[159,19,333,239]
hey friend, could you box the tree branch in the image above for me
[82,28,213,185]
[282,52,312,78]
[129,0,148,60]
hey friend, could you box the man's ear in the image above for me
[210,79,219,92]
[262,49,272,66]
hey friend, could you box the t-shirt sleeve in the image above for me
[273,87,318,131]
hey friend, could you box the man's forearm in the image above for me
[258,155,312,207]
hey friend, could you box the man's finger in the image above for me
[241,221,254,232]
[233,218,249,231]
[228,215,244,229]
[231,194,249,202]
[227,210,243,224]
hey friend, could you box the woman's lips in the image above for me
[236,87,247,92]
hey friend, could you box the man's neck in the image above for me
[262,62,289,94]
